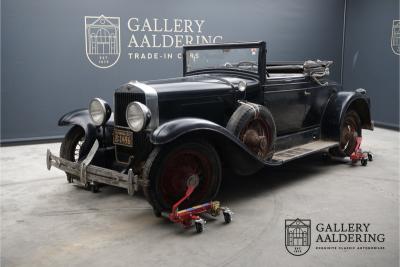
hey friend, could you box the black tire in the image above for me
[361,158,368,166]
[60,126,85,182]
[195,222,204,233]
[143,140,222,214]
[329,110,362,157]
[91,183,100,193]
[223,212,232,224]
[227,103,276,160]
[368,153,373,161]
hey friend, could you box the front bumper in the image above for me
[46,140,145,195]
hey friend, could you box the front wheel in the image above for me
[143,140,222,214]
[60,126,85,182]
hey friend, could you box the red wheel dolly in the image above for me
[349,137,373,166]
[163,174,233,233]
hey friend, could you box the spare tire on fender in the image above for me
[227,102,276,160]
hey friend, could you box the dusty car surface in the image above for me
[47,41,373,215]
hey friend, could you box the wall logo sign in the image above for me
[285,219,311,256]
[85,15,121,68]
[391,20,400,55]
[126,17,223,61]
[84,15,223,68]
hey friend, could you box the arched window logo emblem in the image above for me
[391,20,400,56]
[85,15,121,68]
[285,219,311,256]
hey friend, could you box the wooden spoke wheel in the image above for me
[227,103,276,160]
[144,140,222,213]
[330,110,362,157]
[60,126,85,182]
[239,118,272,158]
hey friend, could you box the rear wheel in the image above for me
[60,126,85,183]
[329,110,361,157]
[143,140,222,214]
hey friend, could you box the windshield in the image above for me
[185,47,260,74]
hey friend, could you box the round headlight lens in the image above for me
[126,102,151,132]
[89,98,110,126]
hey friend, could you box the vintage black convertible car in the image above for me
[47,41,373,215]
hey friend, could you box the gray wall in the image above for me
[343,0,400,128]
[1,0,346,142]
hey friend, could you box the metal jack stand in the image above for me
[349,137,373,166]
[328,137,373,166]
[163,174,233,233]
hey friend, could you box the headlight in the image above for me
[89,98,111,126]
[126,101,151,132]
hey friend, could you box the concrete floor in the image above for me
[1,128,399,267]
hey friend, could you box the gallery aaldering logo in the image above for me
[85,15,121,68]
[285,219,386,256]
[285,219,311,256]
[85,15,223,68]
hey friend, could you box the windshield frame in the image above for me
[183,41,266,84]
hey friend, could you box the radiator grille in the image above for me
[114,92,146,126]
[114,91,150,164]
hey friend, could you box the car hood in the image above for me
[144,75,258,100]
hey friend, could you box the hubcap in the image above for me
[240,118,271,159]
[159,149,213,208]
[186,174,200,188]
[340,117,358,154]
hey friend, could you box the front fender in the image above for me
[150,118,278,175]
[59,109,115,156]
[321,90,373,140]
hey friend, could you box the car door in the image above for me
[264,80,308,136]
[302,85,337,128]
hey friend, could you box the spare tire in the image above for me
[227,102,276,160]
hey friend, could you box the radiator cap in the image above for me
[355,88,366,94]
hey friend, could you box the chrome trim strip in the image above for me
[129,80,159,131]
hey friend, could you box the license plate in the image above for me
[113,128,133,147]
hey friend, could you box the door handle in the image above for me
[304,90,311,96]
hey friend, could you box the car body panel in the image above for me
[321,91,373,140]
[58,109,115,160]
[150,117,278,175]
[144,75,259,125]
[58,109,98,157]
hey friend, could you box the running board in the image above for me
[271,140,337,163]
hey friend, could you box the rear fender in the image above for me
[321,90,373,141]
[150,118,276,175]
